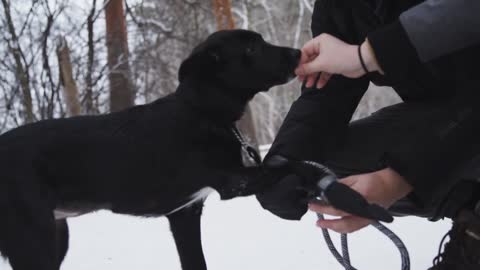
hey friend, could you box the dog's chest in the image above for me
[54,209,86,219]
[165,187,215,215]
[53,187,215,219]
[53,202,112,220]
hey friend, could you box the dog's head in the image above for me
[179,30,301,95]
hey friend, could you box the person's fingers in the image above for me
[308,202,349,217]
[298,51,318,71]
[316,216,372,234]
[296,53,328,76]
[298,47,315,65]
[305,73,318,88]
[296,39,324,76]
[296,42,321,77]
[301,38,320,59]
[316,72,331,89]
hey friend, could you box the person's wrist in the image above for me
[377,167,413,204]
[360,39,384,75]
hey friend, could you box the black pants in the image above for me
[319,95,480,220]
[268,81,480,221]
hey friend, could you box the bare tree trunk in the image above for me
[212,0,235,30]
[212,0,259,147]
[85,0,97,114]
[41,11,57,119]
[1,0,34,124]
[57,37,81,117]
[105,0,134,112]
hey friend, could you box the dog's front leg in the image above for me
[167,202,207,270]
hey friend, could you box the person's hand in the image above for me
[309,167,412,233]
[295,33,383,88]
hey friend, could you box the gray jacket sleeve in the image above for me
[400,0,480,63]
[368,0,480,82]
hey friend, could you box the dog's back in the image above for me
[0,29,300,270]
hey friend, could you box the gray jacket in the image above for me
[365,0,480,206]
[400,0,480,62]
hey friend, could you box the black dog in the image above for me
[0,30,300,270]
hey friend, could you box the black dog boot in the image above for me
[428,207,480,270]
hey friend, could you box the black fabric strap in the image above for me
[358,44,369,74]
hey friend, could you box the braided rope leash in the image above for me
[231,128,409,270]
[303,161,410,270]
[317,213,410,270]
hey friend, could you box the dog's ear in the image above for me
[178,44,221,83]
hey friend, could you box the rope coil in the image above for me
[303,159,411,270]
[318,213,410,270]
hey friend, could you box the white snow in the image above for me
[1,194,451,270]
[138,18,173,32]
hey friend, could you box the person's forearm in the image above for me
[266,77,369,162]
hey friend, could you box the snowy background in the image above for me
[1,194,450,270]
[0,1,451,269]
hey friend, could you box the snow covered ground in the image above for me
[1,194,450,270]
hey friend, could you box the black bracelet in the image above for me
[358,44,369,74]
